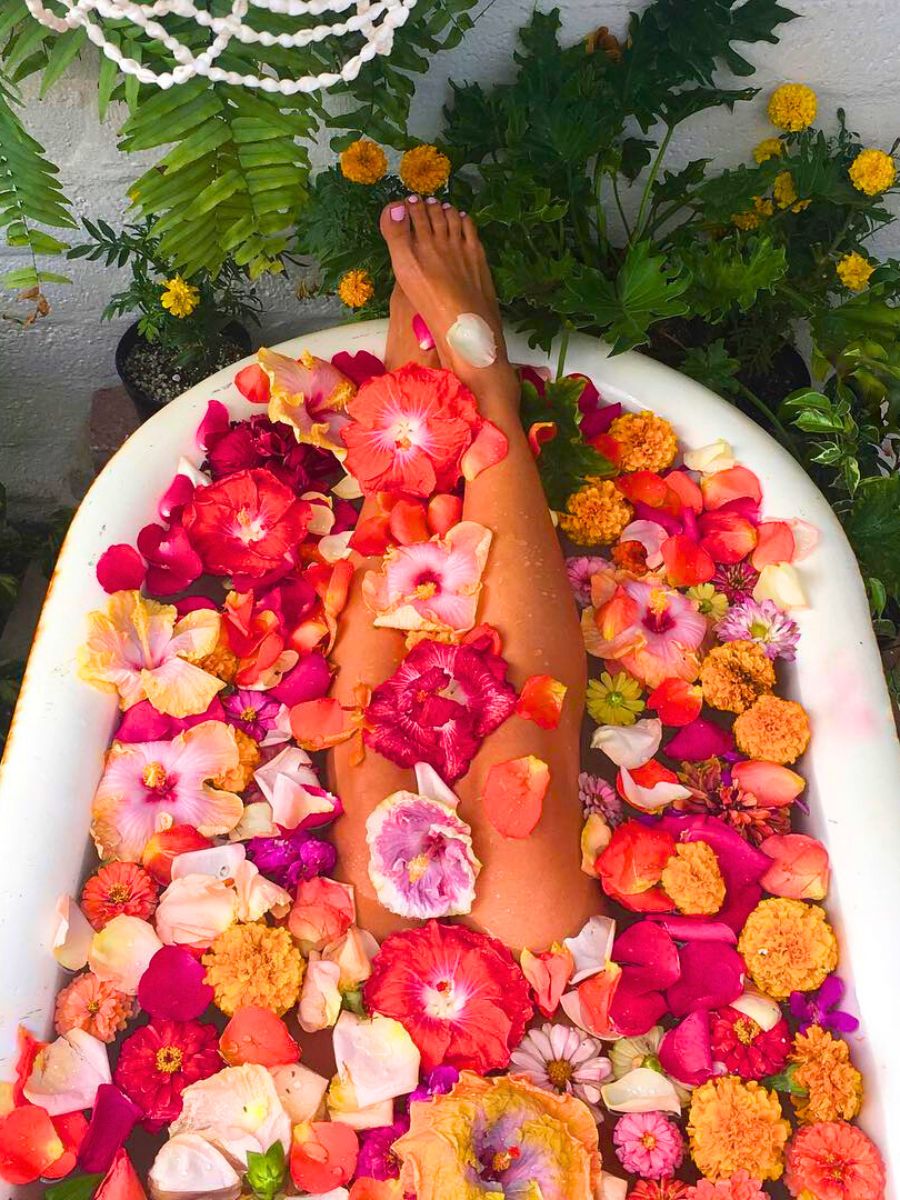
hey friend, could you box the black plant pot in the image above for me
[115,320,253,423]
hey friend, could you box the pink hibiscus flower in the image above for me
[91,721,244,861]
[362,521,492,635]
[364,634,517,783]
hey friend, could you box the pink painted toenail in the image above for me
[442,202,452,209]
[408,194,420,203]
[425,196,438,204]
[390,205,406,222]
[460,211,468,218]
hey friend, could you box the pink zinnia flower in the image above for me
[114,1018,221,1128]
[712,562,759,604]
[91,721,244,861]
[364,635,517,783]
[510,1022,611,1109]
[716,598,799,660]
[613,1110,684,1179]
[54,972,135,1043]
[567,555,609,606]
[221,688,283,741]
[362,522,492,636]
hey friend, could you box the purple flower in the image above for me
[221,689,283,741]
[566,556,609,607]
[409,1065,460,1106]
[245,827,337,890]
[789,974,859,1035]
[716,598,800,661]
[578,771,624,825]
[356,1117,410,1180]
[712,561,759,604]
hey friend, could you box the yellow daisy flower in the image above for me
[161,275,200,319]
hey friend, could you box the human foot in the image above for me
[384,282,440,373]
[378,197,519,412]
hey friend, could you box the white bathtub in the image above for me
[1,321,898,1194]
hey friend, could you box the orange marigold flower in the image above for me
[54,971,136,1043]
[784,1121,885,1200]
[340,138,388,185]
[661,840,726,915]
[338,269,375,309]
[608,411,678,473]
[733,693,810,764]
[212,726,260,792]
[738,898,838,1000]
[688,1075,790,1182]
[399,144,451,194]
[198,637,239,683]
[699,641,775,714]
[202,922,303,1016]
[789,1025,862,1124]
[560,478,633,547]
[81,861,159,930]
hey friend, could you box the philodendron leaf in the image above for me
[842,474,900,598]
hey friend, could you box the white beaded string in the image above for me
[24,0,418,92]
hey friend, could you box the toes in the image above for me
[405,194,433,240]
[379,200,412,249]
[424,195,448,238]
[442,202,463,242]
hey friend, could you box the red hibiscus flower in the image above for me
[363,922,533,1073]
[364,634,517,783]
[183,468,312,579]
[341,364,481,497]
[113,1018,221,1129]
[709,1005,791,1080]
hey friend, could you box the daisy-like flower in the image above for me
[54,971,135,1043]
[81,861,159,929]
[366,788,480,919]
[712,562,759,605]
[676,761,791,847]
[364,635,517,783]
[578,771,624,824]
[716,598,800,661]
[784,1121,885,1200]
[363,922,533,1073]
[586,670,645,726]
[362,522,492,636]
[113,1018,221,1127]
[78,590,223,718]
[567,555,609,607]
[510,1022,612,1110]
[91,721,244,862]
[613,1110,684,1179]
[688,583,729,621]
[710,1006,791,1080]
[220,688,283,741]
[788,974,859,1036]
[341,363,481,497]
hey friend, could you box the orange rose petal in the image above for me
[427,493,463,536]
[461,418,509,481]
[388,499,430,546]
[647,677,703,726]
[700,464,762,510]
[751,520,796,569]
[698,510,758,564]
[731,760,805,808]
[760,833,830,900]
[660,534,716,587]
[575,963,622,1038]
[516,674,567,729]
[462,623,503,655]
[616,470,672,509]
[42,1111,88,1180]
[520,944,574,1017]
[220,1006,301,1067]
[290,1120,359,1194]
[349,513,392,556]
[0,1107,65,1186]
[482,755,550,838]
[350,1180,403,1200]
[527,420,557,457]
[290,698,354,751]
[234,363,270,405]
[95,1149,148,1200]
[665,469,704,512]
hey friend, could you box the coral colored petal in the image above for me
[220,1006,300,1067]
[388,499,430,546]
[95,1149,148,1200]
[665,717,734,761]
[0,1107,65,1185]
[43,1111,88,1180]
[520,945,574,1017]
[573,964,622,1037]
[516,674,567,729]
[751,520,795,568]
[647,678,703,726]
[461,419,509,481]
[700,465,762,510]
[482,755,550,838]
[731,760,805,808]
[697,510,758,564]
[142,826,214,886]
[427,493,463,537]
[759,833,830,899]
[96,545,146,593]
[664,469,704,512]
[234,363,270,405]
[660,534,715,587]
[290,1121,359,1194]
[349,513,392,556]
[290,698,354,751]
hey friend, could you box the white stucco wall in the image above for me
[2,0,898,519]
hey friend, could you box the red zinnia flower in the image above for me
[363,922,534,1073]
[710,1006,791,1080]
[784,1121,885,1200]
[628,1181,691,1200]
[81,862,159,930]
[113,1018,221,1128]
[341,363,480,497]
[183,467,312,579]
[364,634,516,783]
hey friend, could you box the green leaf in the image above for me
[680,339,741,395]
[40,28,87,96]
[843,474,900,597]
[44,1174,103,1200]
[245,1141,287,1200]
[520,376,617,509]
[677,235,787,321]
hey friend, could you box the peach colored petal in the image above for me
[516,674,568,729]
[24,1029,111,1116]
[271,1062,330,1124]
[760,833,830,899]
[52,896,94,971]
[323,926,375,990]
[155,875,237,946]
[731,760,805,808]
[752,562,808,609]
[298,956,343,1032]
[751,520,796,569]
[482,755,550,838]
[581,813,613,876]
[89,915,162,994]
[460,418,508,480]
[520,943,574,1017]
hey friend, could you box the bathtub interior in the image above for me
[1,319,898,1196]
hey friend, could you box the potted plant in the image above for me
[68,219,262,420]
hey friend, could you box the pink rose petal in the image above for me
[158,473,196,522]
[664,717,734,761]
[136,521,203,595]
[196,399,230,450]
[96,545,146,593]
[658,1010,714,1087]
[665,941,744,1017]
[269,653,332,705]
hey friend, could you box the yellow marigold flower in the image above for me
[203,923,304,1016]
[738,898,838,1000]
[198,637,239,683]
[661,841,726,915]
[337,268,375,309]
[836,251,875,291]
[733,693,810,764]
[732,208,761,231]
[161,275,200,319]
[754,137,784,164]
[789,1025,863,1124]
[213,727,260,793]
[559,478,633,547]
[688,583,729,621]
[340,138,388,185]
[849,147,896,196]
[608,410,678,473]
[399,144,451,194]
[699,640,775,714]
[773,171,798,209]
[767,84,817,132]
[688,1076,791,1181]
[755,196,775,219]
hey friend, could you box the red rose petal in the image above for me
[290,1121,358,1194]
[349,513,392,556]
[138,945,214,1020]
[0,1107,65,1186]
[330,350,385,388]
[220,1006,300,1067]
[698,510,758,564]
[482,755,550,838]
[660,533,715,587]
[515,675,567,729]
[142,825,213,886]
[647,678,703,726]
[96,545,146,593]
[666,941,744,1016]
